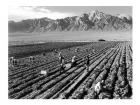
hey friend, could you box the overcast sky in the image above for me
[8,6,132,22]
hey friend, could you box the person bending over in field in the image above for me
[85,55,90,72]
[53,49,58,55]
[42,52,46,56]
[71,56,77,67]
[94,80,105,96]
[29,56,35,62]
[75,48,80,52]
[9,57,14,62]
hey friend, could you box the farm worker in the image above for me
[29,56,35,62]
[9,57,14,62]
[58,52,65,65]
[85,55,90,72]
[13,59,18,67]
[68,48,71,51]
[75,48,77,52]
[29,56,32,62]
[58,52,62,57]
[58,52,65,73]
[94,80,105,95]
[9,57,14,67]
[54,49,58,54]
[75,48,79,52]
[60,63,65,73]
[43,52,46,56]
[71,56,77,67]
[93,49,95,53]
[77,48,80,52]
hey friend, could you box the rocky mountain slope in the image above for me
[8,10,132,33]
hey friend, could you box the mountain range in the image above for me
[8,10,132,33]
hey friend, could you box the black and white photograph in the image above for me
[8,6,133,99]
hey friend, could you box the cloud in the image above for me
[8,6,75,21]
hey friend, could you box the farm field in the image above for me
[8,41,132,99]
[9,42,91,58]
